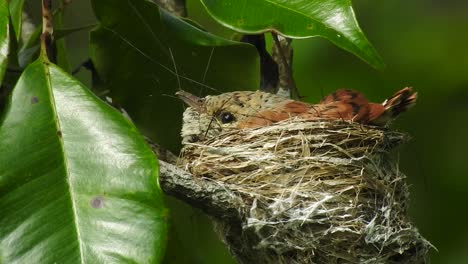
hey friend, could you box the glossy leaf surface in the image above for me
[0,58,167,263]
[90,0,259,152]
[200,0,384,69]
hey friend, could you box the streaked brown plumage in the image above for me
[177,88,417,140]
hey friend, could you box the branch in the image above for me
[241,34,279,94]
[271,32,300,99]
[159,160,243,221]
[41,0,56,63]
[158,160,280,263]
[149,139,262,262]
[145,136,241,221]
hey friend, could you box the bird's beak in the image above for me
[176,90,204,112]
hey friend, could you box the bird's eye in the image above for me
[219,112,236,124]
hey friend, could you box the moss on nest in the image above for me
[180,119,432,263]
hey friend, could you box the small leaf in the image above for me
[200,0,384,69]
[90,0,259,152]
[0,57,167,263]
[17,24,97,69]
[17,24,41,68]
[8,0,24,43]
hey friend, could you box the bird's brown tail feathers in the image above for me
[369,87,417,125]
[383,87,417,117]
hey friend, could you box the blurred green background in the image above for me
[26,0,468,263]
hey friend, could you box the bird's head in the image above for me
[176,90,287,143]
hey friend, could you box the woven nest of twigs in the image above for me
[180,119,432,263]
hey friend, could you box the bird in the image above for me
[176,87,417,142]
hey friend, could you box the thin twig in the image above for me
[41,0,56,62]
[271,32,300,99]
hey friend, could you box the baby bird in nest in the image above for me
[177,88,417,142]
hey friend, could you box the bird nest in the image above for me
[179,119,432,263]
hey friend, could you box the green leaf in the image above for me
[200,0,384,69]
[55,24,98,40]
[90,0,259,152]
[55,6,71,73]
[0,0,9,84]
[17,24,97,69]
[17,23,41,68]
[0,58,168,263]
[8,0,24,42]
